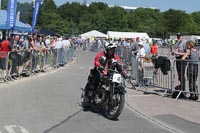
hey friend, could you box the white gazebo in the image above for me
[107,31,149,40]
[80,30,108,39]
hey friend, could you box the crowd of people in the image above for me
[0,34,75,81]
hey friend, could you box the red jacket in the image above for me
[0,40,10,58]
[94,51,126,77]
[94,51,121,67]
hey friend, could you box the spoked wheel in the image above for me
[82,95,91,109]
[82,83,92,109]
[104,92,125,120]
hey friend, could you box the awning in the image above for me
[0,10,32,32]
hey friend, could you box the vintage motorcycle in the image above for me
[81,67,126,120]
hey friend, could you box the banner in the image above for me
[6,0,17,29]
[31,0,42,32]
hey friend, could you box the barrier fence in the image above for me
[0,47,75,83]
[114,46,199,100]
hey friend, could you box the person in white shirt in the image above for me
[62,37,71,64]
[54,37,64,66]
[54,37,63,49]
[136,41,146,61]
[136,41,146,82]
[45,36,51,49]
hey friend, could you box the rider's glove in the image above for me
[99,66,105,71]
[99,56,106,66]
[121,71,128,79]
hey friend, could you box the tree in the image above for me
[191,12,200,34]
[58,2,86,24]
[131,8,165,37]
[105,6,128,31]
[8,1,200,37]
[17,2,33,24]
[164,9,190,33]
[1,0,7,9]
[36,0,63,34]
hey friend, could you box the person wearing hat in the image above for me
[172,32,187,97]
[136,41,146,59]
[136,41,146,83]
[130,37,140,80]
[131,37,140,56]
[82,42,127,108]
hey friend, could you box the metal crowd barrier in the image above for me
[130,55,200,100]
[114,45,175,90]
[131,56,175,94]
[169,59,200,100]
[115,46,132,63]
[115,45,171,62]
[0,47,75,84]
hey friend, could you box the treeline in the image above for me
[2,0,200,38]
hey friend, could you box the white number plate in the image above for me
[112,73,122,83]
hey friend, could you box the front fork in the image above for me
[108,83,115,106]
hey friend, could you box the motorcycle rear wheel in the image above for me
[82,83,92,109]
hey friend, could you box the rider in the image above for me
[87,41,127,92]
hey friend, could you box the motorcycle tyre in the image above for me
[104,93,125,120]
[82,83,91,109]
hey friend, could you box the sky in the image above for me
[18,0,200,13]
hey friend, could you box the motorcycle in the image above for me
[81,68,126,120]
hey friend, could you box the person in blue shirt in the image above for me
[142,38,150,54]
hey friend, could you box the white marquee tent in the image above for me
[80,30,108,39]
[107,31,149,40]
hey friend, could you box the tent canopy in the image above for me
[80,30,108,38]
[107,31,149,40]
[0,10,32,32]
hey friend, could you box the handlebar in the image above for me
[97,67,119,74]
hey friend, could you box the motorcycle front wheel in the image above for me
[82,83,92,109]
[104,92,125,120]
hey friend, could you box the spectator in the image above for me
[44,35,51,66]
[136,41,146,82]
[0,39,11,79]
[62,37,71,64]
[182,41,199,100]
[97,39,103,52]
[54,36,63,67]
[22,36,32,73]
[143,38,150,54]
[31,34,41,72]
[136,42,146,60]
[150,41,159,74]
[151,41,159,61]
[150,41,159,56]
[129,37,140,80]
[69,38,75,60]
[131,37,140,56]
[39,35,47,72]
[9,34,24,78]
[172,32,187,97]
[45,35,51,49]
